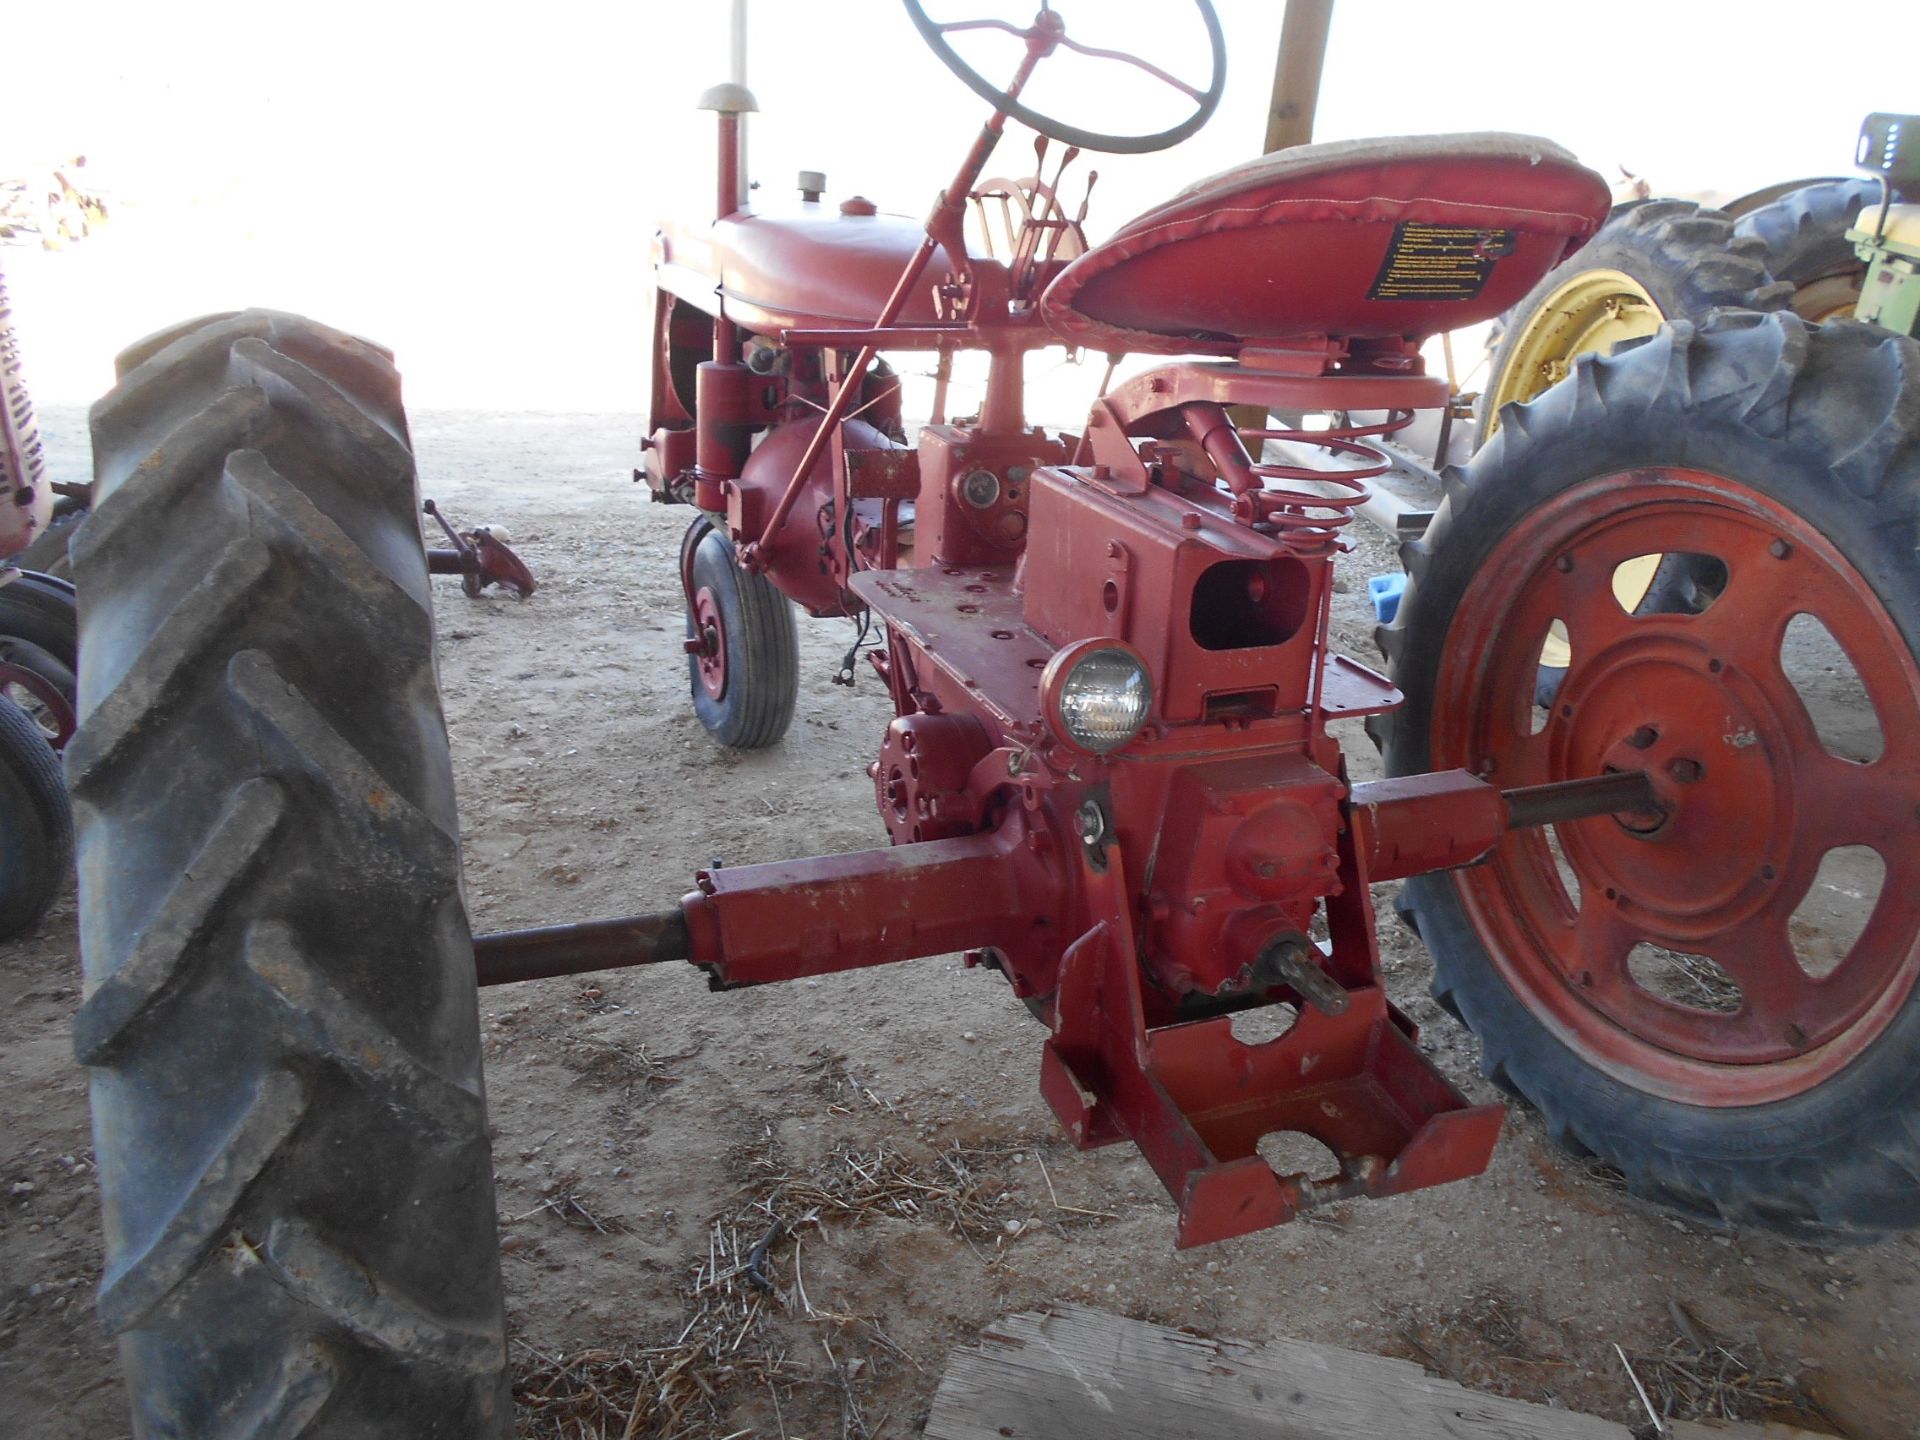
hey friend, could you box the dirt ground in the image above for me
[3,405,1917,1439]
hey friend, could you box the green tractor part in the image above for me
[1848,113,1920,337]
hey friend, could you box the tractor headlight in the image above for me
[1042,640,1152,755]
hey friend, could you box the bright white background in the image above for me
[6,0,1911,409]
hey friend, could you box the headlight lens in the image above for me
[1050,644,1152,754]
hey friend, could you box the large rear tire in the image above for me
[72,310,511,1436]
[1477,200,1790,448]
[1379,312,1920,1239]
[1733,178,1882,323]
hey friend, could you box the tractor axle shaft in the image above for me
[475,769,1657,989]
[474,912,690,986]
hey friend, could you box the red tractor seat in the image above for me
[657,203,957,334]
[1041,133,1612,355]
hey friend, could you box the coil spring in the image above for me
[1230,409,1413,552]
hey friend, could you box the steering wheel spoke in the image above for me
[1054,33,1209,102]
[935,17,1037,38]
[903,1,1225,156]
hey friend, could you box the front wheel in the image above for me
[684,520,798,748]
[1380,311,1920,1238]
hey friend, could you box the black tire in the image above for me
[1379,312,1920,1239]
[112,314,396,383]
[71,310,511,1436]
[0,568,77,669]
[114,312,245,378]
[0,690,72,939]
[1477,200,1791,448]
[9,499,88,579]
[685,524,799,748]
[1733,178,1883,322]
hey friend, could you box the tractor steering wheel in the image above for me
[902,1,1226,156]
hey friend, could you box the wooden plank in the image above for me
[925,1305,1633,1440]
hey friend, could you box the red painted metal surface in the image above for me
[687,584,727,700]
[657,207,959,335]
[1426,468,1920,1105]
[1351,770,1507,883]
[601,12,1659,1244]
[681,815,1059,988]
[1041,134,1610,355]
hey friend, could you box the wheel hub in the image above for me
[1560,639,1781,928]
[689,587,727,700]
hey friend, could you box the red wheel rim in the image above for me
[0,661,75,750]
[690,586,728,701]
[1431,468,1920,1105]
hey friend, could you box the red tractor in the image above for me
[67,4,1920,1434]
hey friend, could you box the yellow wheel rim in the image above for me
[1487,268,1664,438]
[1491,268,1667,669]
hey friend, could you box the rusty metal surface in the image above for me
[475,912,691,987]
[423,499,536,598]
[1503,769,1657,830]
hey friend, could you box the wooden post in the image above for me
[1264,0,1335,154]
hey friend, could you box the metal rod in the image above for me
[729,0,749,210]
[474,910,691,987]
[426,548,478,576]
[1503,770,1656,830]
